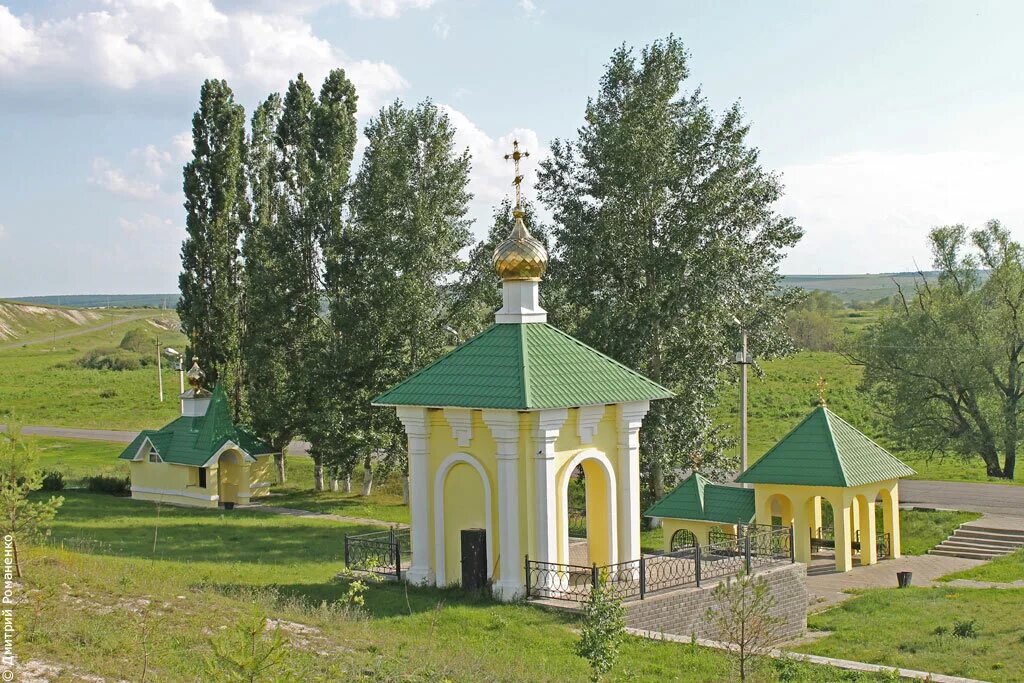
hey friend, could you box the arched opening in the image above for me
[434,453,493,587]
[854,493,876,564]
[559,450,617,567]
[875,488,899,558]
[217,450,242,505]
[670,528,698,551]
[763,493,794,528]
[815,497,836,551]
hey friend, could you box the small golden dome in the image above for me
[493,211,547,281]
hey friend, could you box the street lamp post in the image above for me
[733,318,752,484]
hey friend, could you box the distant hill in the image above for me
[3,294,180,309]
[782,272,938,303]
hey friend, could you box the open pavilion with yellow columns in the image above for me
[373,142,672,601]
[649,405,916,573]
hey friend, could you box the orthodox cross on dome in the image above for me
[816,376,828,406]
[504,139,530,212]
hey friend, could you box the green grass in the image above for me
[796,587,1024,682]
[941,549,1024,584]
[898,510,982,555]
[31,436,129,484]
[20,492,891,682]
[0,313,186,430]
[272,455,411,523]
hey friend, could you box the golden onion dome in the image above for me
[492,210,548,281]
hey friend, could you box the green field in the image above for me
[20,492,892,682]
[0,313,185,430]
[940,549,1024,584]
[797,587,1024,682]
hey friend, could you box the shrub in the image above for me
[118,328,153,353]
[952,618,979,639]
[76,348,151,371]
[99,388,117,399]
[40,470,65,492]
[85,475,131,496]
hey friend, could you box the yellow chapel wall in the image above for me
[129,460,219,508]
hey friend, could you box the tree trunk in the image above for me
[313,455,325,492]
[1004,443,1016,479]
[274,452,286,484]
[11,535,20,578]
[342,472,352,494]
[360,455,374,497]
[329,470,339,492]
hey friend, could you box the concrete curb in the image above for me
[625,627,989,683]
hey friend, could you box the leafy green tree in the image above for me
[241,93,291,482]
[448,197,553,340]
[179,79,248,416]
[575,572,625,682]
[857,221,1024,479]
[0,425,64,577]
[786,290,843,351]
[705,572,784,681]
[537,36,802,501]
[329,99,472,496]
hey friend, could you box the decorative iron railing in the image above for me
[811,527,893,559]
[344,527,411,579]
[526,525,794,603]
[568,506,587,537]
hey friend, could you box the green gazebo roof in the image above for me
[373,323,673,410]
[118,385,275,466]
[735,405,915,488]
[644,473,755,524]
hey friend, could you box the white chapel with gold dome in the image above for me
[374,142,672,600]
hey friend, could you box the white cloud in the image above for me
[0,1,407,115]
[0,223,7,240]
[89,131,192,200]
[438,104,545,234]
[519,0,543,19]
[778,148,1024,273]
[433,14,450,40]
[346,0,434,18]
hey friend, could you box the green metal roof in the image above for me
[372,323,673,410]
[735,406,915,487]
[644,473,755,524]
[118,385,275,466]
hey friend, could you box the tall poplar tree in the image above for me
[329,99,472,496]
[179,79,248,416]
[241,93,290,482]
[537,37,802,503]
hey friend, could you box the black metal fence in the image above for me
[810,527,892,559]
[344,527,411,579]
[526,524,794,603]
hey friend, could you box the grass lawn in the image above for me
[19,491,892,682]
[30,436,129,484]
[795,587,1024,682]
[899,510,982,555]
[0,313,186,430]
[941,549,1024,583]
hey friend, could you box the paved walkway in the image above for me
[0,425,313,455]
[902,479,1024,516]
[804,553,983,611]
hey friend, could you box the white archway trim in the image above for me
[434,452,494,587]
[558,448,618,566]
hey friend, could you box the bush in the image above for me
[40,470,65,492]
[118,328,153,353]
[85,474,131,496]
[98,388,117,399]
[76,348,151,371]
[953,618,979,639]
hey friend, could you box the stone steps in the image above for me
[929,521,1024,561]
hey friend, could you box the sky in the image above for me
[1,0,1023,296]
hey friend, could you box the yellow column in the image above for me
[831,493,853,572]
[858,495,877,565]
[792,496,813,563]
[850,496,860,540]
[811,496,822,537]
[882,482,902,558]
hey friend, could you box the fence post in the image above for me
[524,555,530,599]
[789,526,795,563]
[695,545,701,587]
[744,533,752,574]
[394,533,401,580]
[639,556,646,600]
[591,563,599,590]
[344,535,350,567]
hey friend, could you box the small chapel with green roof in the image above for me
[374,142,672,600]
[646,404,915,573]
[119,362,278,508]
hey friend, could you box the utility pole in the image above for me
[733,318,752,484]
[156,339,164,402]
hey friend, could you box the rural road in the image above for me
[0,312,154,352]
[6,424,1022,518]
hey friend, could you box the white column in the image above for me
[482,410,522,601]
[396,406,432,585]
[534,408,568,564]
[616,401,650,563]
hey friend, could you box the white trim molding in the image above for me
[534,408,568,564]
[495,280,547,324]
[442,408,473,447]
[396,406,432,585]
[576,405,606,445]
[559,449,618,566]
[130,485,219,502]
[616,401,650,563]
[200,442,257,468]
[433,453,494,587]
[482,410,522,601]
